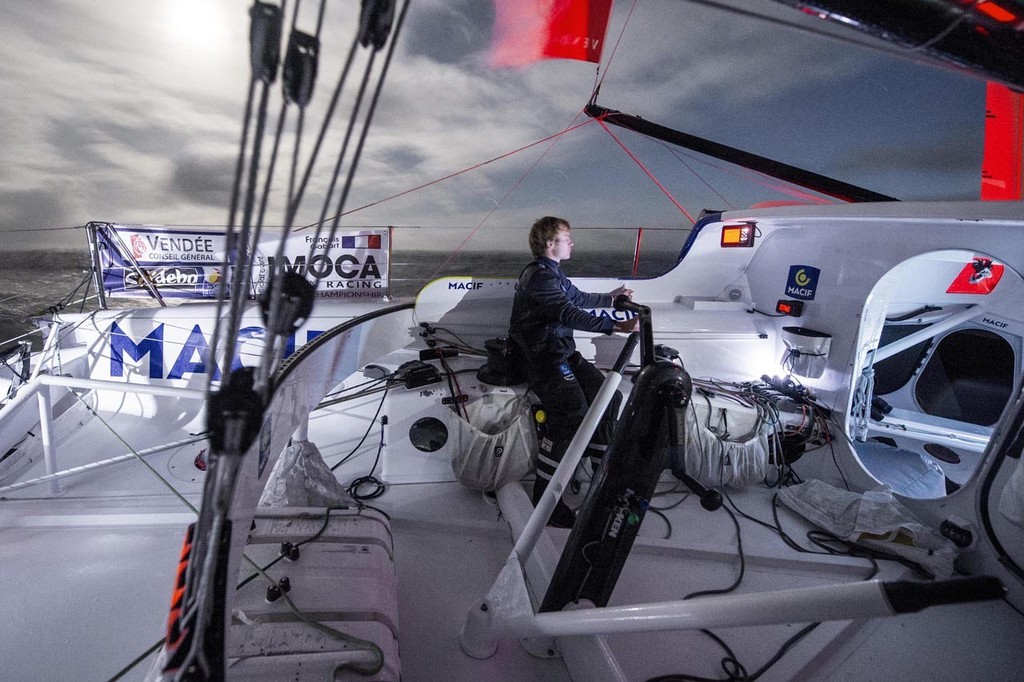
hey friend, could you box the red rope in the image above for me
[428,112,593,279]
[596,117,697,225]
[593,0,641,95]
[306,118,598,230]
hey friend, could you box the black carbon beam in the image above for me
[585,103,896,204]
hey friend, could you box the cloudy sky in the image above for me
[0,0,989,255]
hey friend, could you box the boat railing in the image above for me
[460,298,1007,675]
[384,224,687,298]
[0,370,206,497]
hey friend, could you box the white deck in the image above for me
[2,348,1024,680]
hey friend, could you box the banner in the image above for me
[490,0,614,67]
[94,224,389,301]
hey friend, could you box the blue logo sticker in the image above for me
[786,265,820,301]
[559,362,575,381]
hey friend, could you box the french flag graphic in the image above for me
[341,234,383,249]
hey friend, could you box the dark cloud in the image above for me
[170,154,236,208]
[402,0,493,64]
[373,144,428,173]
[0,187,72,248]
[0,0,1001,252]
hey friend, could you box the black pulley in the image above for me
[207,367,265,455]
[358,0,395,50]
[283,30,319,107]
[249,1,283,83]
[259,270,316,334]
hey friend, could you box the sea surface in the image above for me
[0,247,679,354]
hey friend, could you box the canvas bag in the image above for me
[671,400,771,488]
[449,388,537,491]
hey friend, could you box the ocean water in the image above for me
[0,247,678,354]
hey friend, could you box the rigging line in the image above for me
[3,224,82,233]
[207,75,258,392]
[256,101,291,234]
[593,0,641,95]
[323,0,411,243]
[309,49,380,257]
[285,0,328,210]
[308,118,599,229]
[67,389,199,515]
[673,0,899,57]
[595,117,697,225]
[654,139,836,207]
[428,109,591,280]
[659,141,736,210]
[285,35,361,227]
[223,78,277,394]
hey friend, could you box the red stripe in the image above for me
[981,82,1023,201]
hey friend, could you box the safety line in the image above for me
[71,391,200,515]
[428,111,593,280]
[307,117,599,229]
[595,117,697,225]
[593,0,641,95]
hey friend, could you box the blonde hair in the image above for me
[528,216,569,258]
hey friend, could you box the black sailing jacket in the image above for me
[508,257,614,366]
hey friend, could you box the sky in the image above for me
[0,0,990,256]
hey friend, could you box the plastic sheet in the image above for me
[259,439,354,507]
[778,479,958,577]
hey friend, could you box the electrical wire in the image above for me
[347,415,387,500]
[331,387,389,471]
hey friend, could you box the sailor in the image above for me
[508,216,636,527]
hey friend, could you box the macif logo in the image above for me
[108,322,322,380]
[786,265,820,301]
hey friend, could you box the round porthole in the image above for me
[409,417,448,453]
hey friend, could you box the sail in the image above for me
[490,0,614,67]
[981,82,1024,201]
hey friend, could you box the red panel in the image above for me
[946,256,1005,294]
[981,82,1024,200]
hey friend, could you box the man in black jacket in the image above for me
[509,216,635,527]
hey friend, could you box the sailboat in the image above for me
[2,1,1023,680]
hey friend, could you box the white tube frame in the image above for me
[460,363,908,678]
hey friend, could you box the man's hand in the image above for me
[612,318,639,333]
[609,285,633,299]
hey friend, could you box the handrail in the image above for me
[0,372,207,495]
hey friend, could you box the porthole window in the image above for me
[409,417,448,453]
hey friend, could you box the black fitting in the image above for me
[282,30,319,107]
[279,542,301,561]
[259,270,316,334]
[206,367,264,455]
[249,1,282,84]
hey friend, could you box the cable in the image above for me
[347,415,388,500]
[331,388,389,471]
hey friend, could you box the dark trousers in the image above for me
[529,351,621,500]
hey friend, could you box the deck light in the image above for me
[720,223,756,248]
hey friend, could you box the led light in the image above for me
[721,223,755,248]
[976,1,1017,23]
[776,299,804,317]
